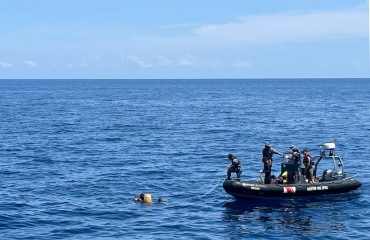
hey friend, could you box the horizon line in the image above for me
[0,77,369,80]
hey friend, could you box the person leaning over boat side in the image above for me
[262,142,282,169]
[226,153,242,180]
[302,149,316,183]
[260,157,272,184]
[290,145,302,183]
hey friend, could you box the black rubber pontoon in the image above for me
[223,142,362,200]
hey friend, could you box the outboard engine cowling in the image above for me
[322,169,334,181]
[333,170,346,180]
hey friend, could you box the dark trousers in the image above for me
[295,163,301,183]
[264,171,271,184]
[227,167,242,178]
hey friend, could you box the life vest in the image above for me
[303,153,311,165]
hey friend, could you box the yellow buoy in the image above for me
[143,194,152,203]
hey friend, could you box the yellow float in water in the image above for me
[143,194,152,203]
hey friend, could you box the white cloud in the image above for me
[193,9,367,45]
[157,55,174,66]
[23,60,37,67]
[125,55,152,68]
[156,54,195,67]
[233,61,252,68]
[178,59,192,66]
[0,61,12,68]
[64,62,87,69]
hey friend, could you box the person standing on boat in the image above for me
[302,149,315,183]
[226,153,242,180]
[260,157,272,184]
[290,145,302,183]
[262,142,282,168]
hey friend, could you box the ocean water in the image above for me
[0,79,369,240]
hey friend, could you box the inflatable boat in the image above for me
[223,142,362,200]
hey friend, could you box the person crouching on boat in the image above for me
[302,149,316,183]
[226,153,242,180]
[260,157,272,184]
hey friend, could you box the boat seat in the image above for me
[333,170,346,180]
[321,169,334,181]
[280,162,296,183]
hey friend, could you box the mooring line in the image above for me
[198,174,226,199]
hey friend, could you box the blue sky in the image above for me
[0,0,368,79]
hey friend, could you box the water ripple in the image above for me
[0,79,369,239]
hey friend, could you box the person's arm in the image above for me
[273,148,282,156]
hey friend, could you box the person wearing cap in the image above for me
[226,153,242,180]
[262,142,282,168]
[290,146,302,183]
[302,149,315,183]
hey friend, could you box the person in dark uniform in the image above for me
[260,157,272,184]
[262,142,282,169]
[226,153,242,180]
[290,145,302,183]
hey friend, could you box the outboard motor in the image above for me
[333,170,346,180]
[322,169,334,181]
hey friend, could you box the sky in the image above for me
[0,0,369,79]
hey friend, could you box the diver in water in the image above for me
[134,193,145,202]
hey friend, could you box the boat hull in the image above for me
[223,178,362,200]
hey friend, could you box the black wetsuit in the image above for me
[262,161,272,184]
[227,157,242,179]
[291,151,301,182]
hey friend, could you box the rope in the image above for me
[198,174,226,199]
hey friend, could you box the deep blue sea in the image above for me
[0,79,369,239]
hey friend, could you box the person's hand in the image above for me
[259,169,263,173]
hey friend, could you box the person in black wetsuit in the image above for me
[134,193,145,201]
[260,157,272,184]
[262,142,282,169]
[226,153,242,180]
[290,145,302,183]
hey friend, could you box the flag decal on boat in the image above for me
[283,187,296,194]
